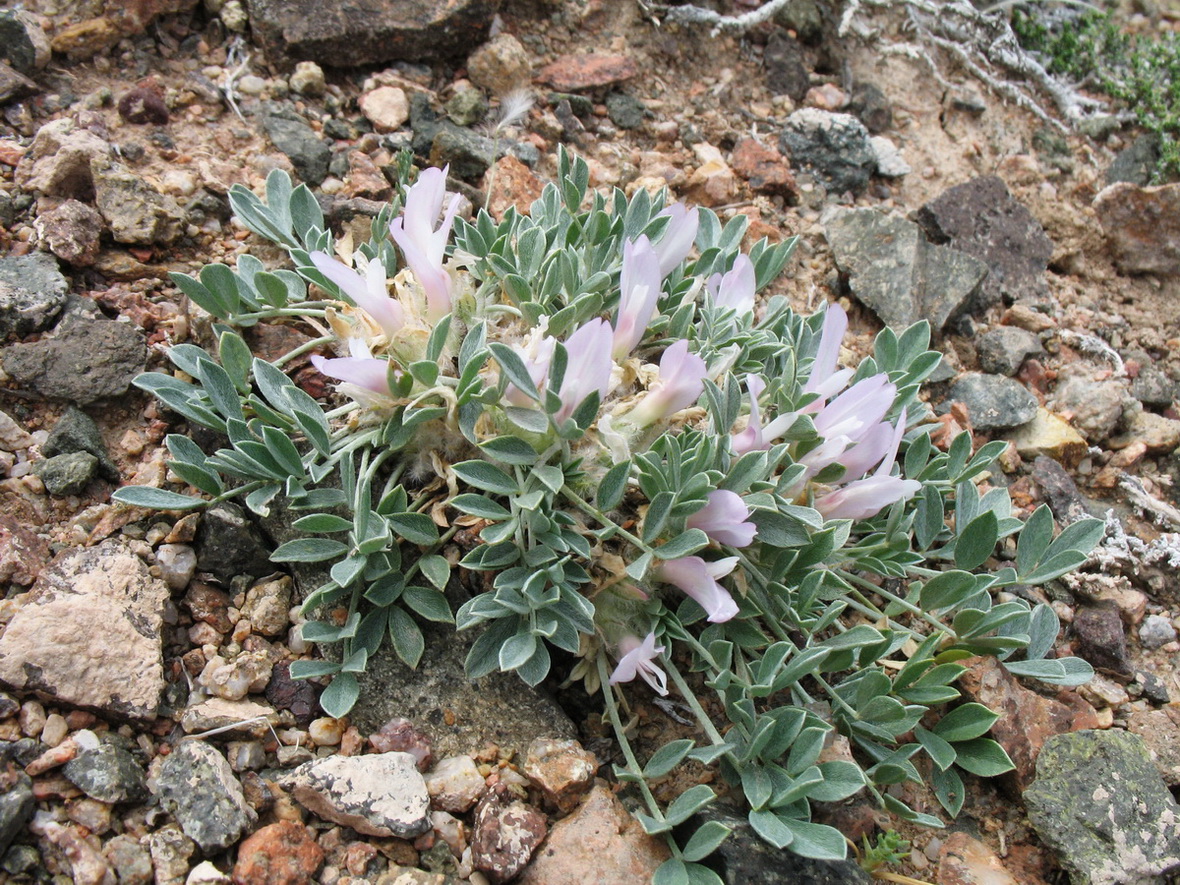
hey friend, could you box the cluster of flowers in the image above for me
[305,167,921,701]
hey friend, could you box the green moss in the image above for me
[1013,7,1180,182]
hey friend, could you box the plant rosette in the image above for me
[116,149,1103,881]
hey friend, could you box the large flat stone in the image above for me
[0,542,169,720]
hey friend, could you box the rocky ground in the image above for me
[1,0,1180,883]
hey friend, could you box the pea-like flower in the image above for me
[310,252,404,338]
[310,338,394,402]
[555,318,615,424]
[707,254,756,315]
[814,408,920,520]
[609,632,668,695]
[654,555,740,623]
[612,236,662,359]
[623,339,707,427]
[803,301,854,405]
[651,203,700,279]
[388,166,461,322]
[687,489,757,548]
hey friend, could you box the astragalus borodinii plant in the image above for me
[116,148,1102,881]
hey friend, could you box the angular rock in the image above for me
[14,118,110,201]
[428,126,498,181]
[764,29,810,102]
[283,753,430,838]
[359,86,409,133]
[0,62,39,105]
[0,514,51,586]
[1011,409,1089,469]
[62,742,149,804]
[468,34,532,96]
[241,575,293,637]
[180,697,280,737]
[103,833,153,885]
[537,54,638,92]
[869,136,909,177]
[34,200,105,266]
[195,503,274,581]
[605,92,645,130]
[1025,729,1180,885]
[445,88,488,128]
[1094,181,1180,275]
[424,755,485,813]
[264,662,320,727]
[957,656,1100,792]
[517,783,669,885]
[695,806,870,884]
[0,311,146,404]
[232,820,324,885]
[248,0,499,68]
[1138,614,1177,650]
[155,740,256,852]
[261,108,330,186]
[523,738,598,813]
[0,764,34,857]
[825,208,986,330]
[0,10,51,75]
[946,373,1037,431]
[731,137,798,200]
[1130,364,1177,408]
[482,155,543,220]
[44,405,119,480]
[780,109,876,196]
[976,326,1043,376]
[1049,370,1130,444]
[0,542,168,720]
[34,450,98,496]
[1106,134,1160,187]
[937,832,1020,885]
[94,167,184,245]
[472,782,547,884]
[0,251,69,339]
[849,83,892,134]
[148,824,197,885]
[915,175,1054,312]
[1110,409,1180,454]
[1127,706,1180,785]
[1071,604,1133,678]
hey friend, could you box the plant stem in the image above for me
[273,335,336,367]
[561,485,654,554]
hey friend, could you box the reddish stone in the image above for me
[957,656,1100,792]
[536,54,638,92]
[482,155,543,221]
[0,140,27,167]
[472,783,547,884]
[345,152,393,202]
[118,83,169,125]
[233,821,325,885]
[938,832,1029,885]
[185,582,234,634]
[0,513,51,586]
[523,738,598,813]
[369,717,433,772]
[246,324,316,367]
[731,137,799,201]
[1094,182,1180,275]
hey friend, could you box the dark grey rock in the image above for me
[94,167,185,245]
[155,741,255,852]
[1031,455,1093,525]
[428,127,499,181]
[0,739,41,769]
[693,806,869,884]
[849,83,891,134]
[945,373,1037,431]
[0,695,16,720]
[508,142,540,168]
[772,0,825,44]
[0,62,38,105]
[445,89,487,128]
[1107,134,1160,187]
[605,92,645,130]
[43,406,119,481]
[0,312,146,404]
[1137,671,1170,705]
[975,327,1043,376]
[0,252,69,339]
[915,176,1054,313]
[1025,730,1180,885]
[0,843,40,876]
[780,109,876,196]
[0,766,33,857]
[247,0,499,69]
[1131,364,1177,408]
[0,10,50,75]
[266,660,321,726]
[63,742,149,804]
[195,503,274,582]
[764,29,810,102]
[1071,604,1133,678]
[261,108,330,186]
[825,208,987,331]
[33,451,98,496]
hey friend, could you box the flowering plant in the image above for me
[116,149,1102,879]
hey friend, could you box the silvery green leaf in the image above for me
[319,673,359,718]
[111,487,206,510]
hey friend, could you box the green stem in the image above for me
[663,655,732,749]
[232,307,331,322]
[560,485,653,554]
[594,655,667,818]
[272,335,336,368]
[839,571,955,638]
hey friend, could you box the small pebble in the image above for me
[309,717,346,747]
[1139,614,1177,650]
[41,714,69,748]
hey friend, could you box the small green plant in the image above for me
[115,152,1102,882]
[860,830,911,874]
[1013,5,1180,181]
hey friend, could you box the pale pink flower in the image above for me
[310,252,404,338]
[687,490,757,548]
[731,374,768,455]
[503,332,556,407]
[624,339,707,426]
[310,339,393,397]
[654,555,740,623]
[612,236,663,359]
[555,318,614,424]
[652,203,700,278]
[803,302,854,406]
[814,408,919,519]
[609,632,668,695]
[388,166,461,322]
[707,254,756,314]
[813,374,895,442]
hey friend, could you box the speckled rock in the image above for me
[195,503,273,581]
[0,513,51,586]
[946,373,1037,431]
[516,783,669,885]
[283,753,430,838]
[242,575,293,637]
[0,763,34,856]
[1071,604,1133,678]
[780,109,876,196]
[63,742,149,804]
[94,166,185,245]
[1127,706,1180,785]
[472,782,548,884]
[976,327,1044,376]
[523,739,598,813]
[43,405,120,481]
[359,86,410,133]
[1050,370,1132,443]
[155,740,256,852]
[468,34,532,95]
[537,54,638,91]
[1094,181,1180,275]
[232,820,325,885]
[148,825,197,885]
[1009,408,1089,468]
[937,832,1020,885]
[0,251,69,339]
[0,10,51,74]
[14,118,110,201]
[103,833,153,885]
[1025,729,1180,885]
[0,542,168,720]
[33,450,98,496]
[260,107,330,186]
